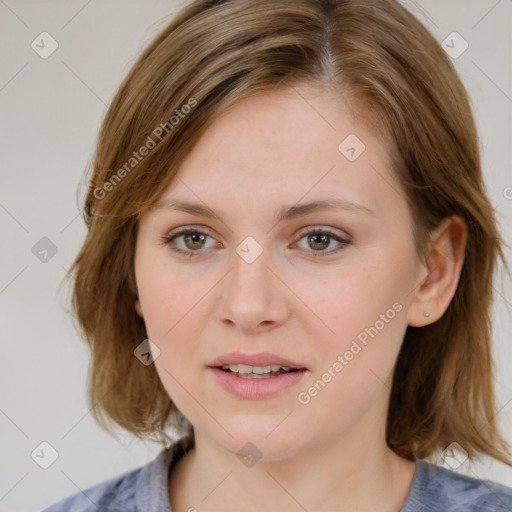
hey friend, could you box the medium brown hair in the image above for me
[61,0,511,465]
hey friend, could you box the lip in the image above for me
[207,351,308,400]
[209,367,308,399]
[208,351,307,369]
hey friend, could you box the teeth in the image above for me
[238,364,257,374]
[220,364,295,375]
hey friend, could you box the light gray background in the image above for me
[0,1,511,510]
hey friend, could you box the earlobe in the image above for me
[135,298,143,318]
[407,215,467,327]
[407,266,437,327]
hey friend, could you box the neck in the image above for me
[169,400,417,512]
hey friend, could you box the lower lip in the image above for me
[209,367,307,399]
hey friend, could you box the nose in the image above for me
[216,243,290,334]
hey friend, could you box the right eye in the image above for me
[161,227,219,257]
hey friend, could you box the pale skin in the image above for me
[133,82,468,511]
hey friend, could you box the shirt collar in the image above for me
[136,434,194,511]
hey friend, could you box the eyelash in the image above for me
[161,227,351,258]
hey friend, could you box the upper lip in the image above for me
[208,351,307,369]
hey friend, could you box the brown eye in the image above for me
[162,228,217,256]
[295,228,350,257]
[307,233,330,251]
[183,232,207,250]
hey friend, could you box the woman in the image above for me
[44,0,512,510]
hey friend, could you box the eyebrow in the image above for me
[153,198,376,222]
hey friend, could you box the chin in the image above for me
[199,416,312,462]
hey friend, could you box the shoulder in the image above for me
[39,464,142,512]
[403,459,512,512]
[40,436,193,512]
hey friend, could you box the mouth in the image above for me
[218,364,300,379]
[207,352,308,399]
[208,351,307,376]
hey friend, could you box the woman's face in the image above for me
[134,83,426,459]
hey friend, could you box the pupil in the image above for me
[185,232,205,249]
[309,233,329,250]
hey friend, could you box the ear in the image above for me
[135,298,144,318]
[407,215,467,327]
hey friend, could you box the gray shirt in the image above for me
[40,436,512,511]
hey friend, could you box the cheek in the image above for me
[298,252,410,406]
[135,252,208,339]
[306,260,405,345]
[296,283,407,433]
[138,269,210,415]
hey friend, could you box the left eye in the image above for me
[293,229,350,256]
[162,227,350,257]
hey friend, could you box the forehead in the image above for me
[156,83,402,217]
